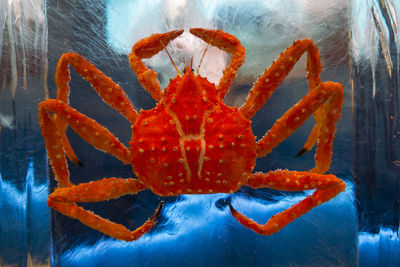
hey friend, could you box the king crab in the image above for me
[39,28,345,241]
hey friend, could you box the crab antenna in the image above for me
[190,57,193,69]
[183,56,186,67]
[196,42,210,75]
[164,48,181,76]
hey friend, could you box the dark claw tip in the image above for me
[295,148,308,158]
[77,160,85,167]
[228,203,236,213]
[151,201,165,221]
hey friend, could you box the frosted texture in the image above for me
[351,0,400,266]
[0,0,49,266]
[1,0,399,266]
[45,1,355,266]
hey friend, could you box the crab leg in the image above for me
[240,39,324,119]
[190,28,246,100]
[129,29,184,101]
[56,52,138,123]
[54,52,138,164]
[49,177,146,202]
[238,39,344,172]
[256,81,343,173]
[230,170,346,235]
[47,178,163,241]
[39,100,131,186]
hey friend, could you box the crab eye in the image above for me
[183,68,186,74]
[191,68,194,72]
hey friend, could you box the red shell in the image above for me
[130,70,256,196]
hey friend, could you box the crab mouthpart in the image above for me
[176,67,202,97]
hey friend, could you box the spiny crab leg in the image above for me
[237,39,343,173]
[48,178,164,241]
[240,39,324,119]
[56,52,138,123]
[230,170,346,235]
[49,177,145,202]
[54,52,138,164]
[129,29,184,102]
[190,28,246,101]
[39,100,131,186]
[256,81,343,173]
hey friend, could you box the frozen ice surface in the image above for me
[59,182,356,267]
[106,0,350,103]
[359,228,400,267]
[351,0,400,266]
[0,0,47,98]
[351,0,400,238]
[0,160,49,265]
[1,0,400,266]
[0,0,49,266]
[44,1,356,266]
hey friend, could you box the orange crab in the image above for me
[39,28,346,242]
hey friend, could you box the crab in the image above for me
[39,28,346,242]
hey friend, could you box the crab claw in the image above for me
[190,28,241,53]
[132,29,184,58]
